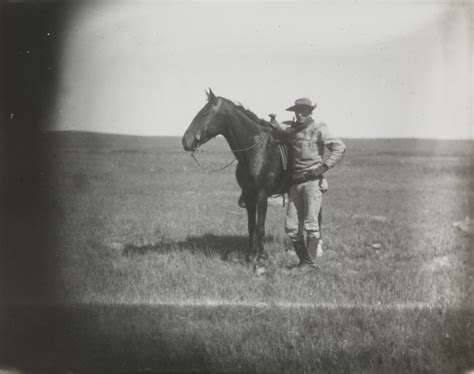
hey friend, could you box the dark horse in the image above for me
[182,89,290,263]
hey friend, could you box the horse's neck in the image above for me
[222,109,265,158]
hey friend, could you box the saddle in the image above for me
[237,116,291,208]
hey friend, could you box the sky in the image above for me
[52,0,472,139]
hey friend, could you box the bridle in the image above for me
[190,136,264,172]
[189,97,266,172]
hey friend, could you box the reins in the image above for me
[190,137,264,172]
[191,152,238,172]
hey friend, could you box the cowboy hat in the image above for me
[286,98,317,112]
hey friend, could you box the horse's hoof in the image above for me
[257,252,269,261]
[285,262,316,274]
[253,264,267,276]
[285,263,299,271]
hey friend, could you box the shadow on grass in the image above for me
[122,233,277,261]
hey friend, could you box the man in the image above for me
[279,98,345,269]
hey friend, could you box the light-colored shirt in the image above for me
[283,117,345,177]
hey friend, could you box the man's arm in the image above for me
[320,123,345,168]
[302,123,345,181]
[268,114,290,143]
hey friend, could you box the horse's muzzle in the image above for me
[182,130,208,152]
[182,134,196,151]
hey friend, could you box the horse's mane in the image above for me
[219,97,273,131]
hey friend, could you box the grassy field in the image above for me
[44,133,472,307]
[1,132,473,372]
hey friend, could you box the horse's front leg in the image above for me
[245,193,257,263]
[256,190,268,261]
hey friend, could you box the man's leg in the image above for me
[285,184,304,242]
[303,179,323,261]
[285,184,311,265]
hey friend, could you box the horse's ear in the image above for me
[208,88,217,104]
[205,89,210,100]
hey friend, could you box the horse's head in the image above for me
[182,88,225,151]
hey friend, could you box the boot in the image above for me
[292,240,314,268]
[307,236,320,263]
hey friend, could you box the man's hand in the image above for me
[308,164,329,178]
[293,164,329,185]
[292,174,306,184]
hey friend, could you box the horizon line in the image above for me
[45,129,473,141]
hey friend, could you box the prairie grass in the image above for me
[42,133,472,309]
[0,304,472,373]
[2,132,471,372]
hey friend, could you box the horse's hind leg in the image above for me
[255,191,268,261]
[245,194,257,263]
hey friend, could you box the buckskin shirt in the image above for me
[284,117,345,178]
